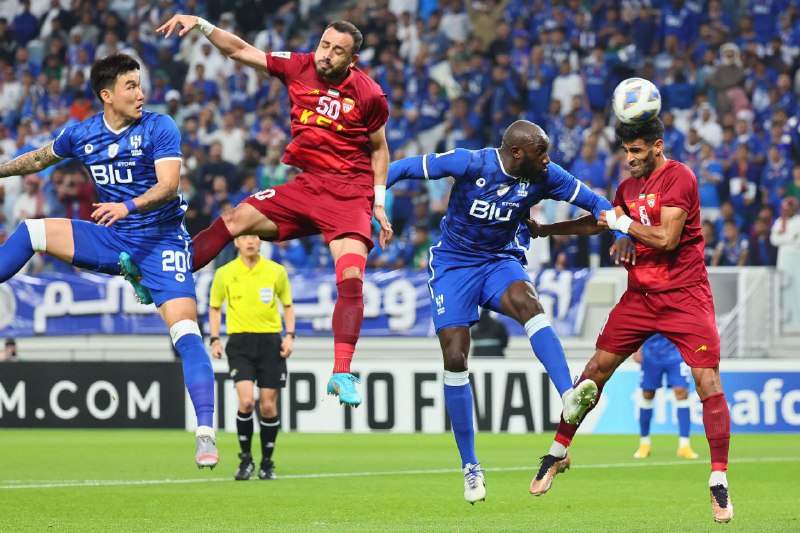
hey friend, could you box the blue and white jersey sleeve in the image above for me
[151,115,182,163]
[544,163,614,219]
[52,122,81,159]
[387,149,473,187]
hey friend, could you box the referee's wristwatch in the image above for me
[209,336,220,346]
[285,331,296,339]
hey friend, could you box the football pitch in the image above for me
[2,430,798,532]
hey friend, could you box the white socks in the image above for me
[549,441,568,458]
[709,470,728,488]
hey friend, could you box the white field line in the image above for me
[0,456,796,490]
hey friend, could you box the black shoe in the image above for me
[234,453,255,481]
[259,459,277,480]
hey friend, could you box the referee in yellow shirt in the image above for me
[208,235,295,481]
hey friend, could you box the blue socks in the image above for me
[677,399,691,438]
[171,320,215,428]
[639,397,654,437]
[444,370,477,468]
[524,315,572,396]
[0,221,37,282]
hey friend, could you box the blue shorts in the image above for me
[640,357,691,391]
[427,242,530,332]
[70,219,196,307]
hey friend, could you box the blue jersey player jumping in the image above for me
[633,334,699,460]
[388,120,633,503]
[0,54,218,469]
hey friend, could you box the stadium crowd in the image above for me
[1,0,800,274]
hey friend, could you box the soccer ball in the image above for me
[612,78,661,124]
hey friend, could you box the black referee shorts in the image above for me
[225,333,287,389]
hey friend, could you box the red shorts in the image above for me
[242,174,374,250]
[596,282,721,367]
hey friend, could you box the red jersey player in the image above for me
[156,16,392,408]
[525,118,733,523]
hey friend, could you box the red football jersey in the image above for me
[613,159,707,292]
[265,51,389,187]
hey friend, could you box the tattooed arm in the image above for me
[0,142,63,178]
[0,142,64,178]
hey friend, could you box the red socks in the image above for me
[332,277,363,374]
[554,373,604,448]
[702,392,730,472]
[192,217,233,272]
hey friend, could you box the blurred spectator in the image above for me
[198,141,238,192]
[696,143,724,223]
[712,219,749,266]
[771,197,800,333]
[11,0,37,47]
[748,207,778,266]
[708,42,744,115]
[725,143,760,225]
[570,143,606,190]
[551,60,584,116]
[702,220,718,266]
[3,337,16,361]
[11,173,47,226]
[786,165,800,203]
[715,200,744,242]
[470,309,508,358]
[761,144,792,215]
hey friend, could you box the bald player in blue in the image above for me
[388,120,633,503]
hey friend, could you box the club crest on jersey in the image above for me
[646,193,656,208]
[108,143,119,159]
[130,134,143,156]
[342,97,355,113]
[517,182,529,197]
[84,143,93,154]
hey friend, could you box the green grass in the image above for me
[1,431,798,532]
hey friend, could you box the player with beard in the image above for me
[154,15,392,407]
[527,118,733,523]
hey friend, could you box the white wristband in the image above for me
[616,215,633,234]
[605,210,633,234]
[195,17,215,36]
[373,185,386,206]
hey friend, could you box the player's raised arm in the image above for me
[369,125,393,248]
[156,14,270,72]
[387,149,472,187]
[0,142,64,178]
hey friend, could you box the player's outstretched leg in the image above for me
[634,394,654,458]
[561,378,598,424]
[118,252,153,305]
[703,391,733,522]
[444,370,485,504]
[463,463,485,504]
[328,252,367,407]
[675,397,698,459]
[0,220,41,282]
[169,318,217,468]
[531,373,604,496]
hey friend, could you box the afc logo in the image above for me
[130,134,143,156]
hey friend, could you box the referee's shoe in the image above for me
[235,453,255,480]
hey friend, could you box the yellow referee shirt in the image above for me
[209,257,292,334]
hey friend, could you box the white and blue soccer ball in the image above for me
[612,77,662,124]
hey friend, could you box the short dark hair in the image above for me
[615,118,665,145]
[90,53,140,100]
[326,20,363,55]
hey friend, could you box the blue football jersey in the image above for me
[388,148,615,255]
[52,110,185,230]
